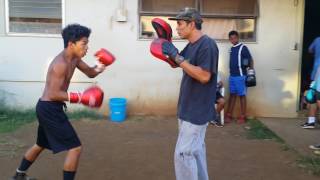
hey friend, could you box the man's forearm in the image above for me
[179,61,211,84]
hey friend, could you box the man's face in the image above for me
[229,35,239,45]
[176,20,193,39]
[71,37,89,58]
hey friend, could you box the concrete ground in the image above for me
[260,117,320,156]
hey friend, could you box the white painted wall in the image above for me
[0,0,4,35]
[0,0,305,117]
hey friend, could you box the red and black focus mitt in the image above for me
[150,18,184,68]
[151,18,172,41]
[150,38,179,68]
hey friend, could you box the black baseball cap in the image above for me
[168,7,203,24]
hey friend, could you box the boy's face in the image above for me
[176,20,193,39]
[70,37,89,58]
[229,35,239,45]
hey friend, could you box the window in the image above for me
[139,0,258,41]
[6,0,63,35]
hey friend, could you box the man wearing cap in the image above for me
[163,7,219,180]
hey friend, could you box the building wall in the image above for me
[0,0,4,35]
[222,0,304,118]
[0,0,305,117]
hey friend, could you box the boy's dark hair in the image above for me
[228,30,239,37]
[62,24,91,48]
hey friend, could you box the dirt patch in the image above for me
[0,137,26,158]
[0,116,318,180]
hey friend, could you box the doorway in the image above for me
[300,0,320,109]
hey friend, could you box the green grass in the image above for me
[297,156,320,176]
[0,107,104,134]
[245,119,284,143]
[0,107,36,133]
[246,119,320,176]
[67,109,104,121]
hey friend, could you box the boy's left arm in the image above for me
[77,48,116,78]
[77,59,104,78]
[244,46,254,69]
[250,58,254,69]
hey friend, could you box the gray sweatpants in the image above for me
[174,119,209,180]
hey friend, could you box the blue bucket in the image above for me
[109,98,127,122]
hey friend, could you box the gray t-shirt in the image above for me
[178,35,219,125]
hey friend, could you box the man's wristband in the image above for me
[174,55,185,65]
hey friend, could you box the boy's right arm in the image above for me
[77,48,116,78]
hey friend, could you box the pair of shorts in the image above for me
[36,100,81,154]
[229,76,247,96]
[215,91,224,103]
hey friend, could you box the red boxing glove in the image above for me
[69,86,104,108]
[94,48,115,66]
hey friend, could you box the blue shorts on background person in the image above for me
[229,75,246,96]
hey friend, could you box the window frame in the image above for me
[138,0,198,15]
[4,0,65,37]
[199,0,259,18]
[199,0,259,42]
[138,0,259,42]
[138,0,198,41]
